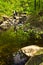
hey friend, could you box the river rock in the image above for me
[12,45,43,65]
[2,15,9,21]
[25,49,43,65]
[21,45,43,56]
[0,20,11,30]
[0,21,3,25]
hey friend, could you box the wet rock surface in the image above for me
[13,45,43,65]
[21,45,43,56]
[25,48,43,65]
[25,54,43,65]
[0,45,43,65]
[0,12,43,32]
[0,13,27,31]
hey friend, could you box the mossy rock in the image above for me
[25,49,43,65]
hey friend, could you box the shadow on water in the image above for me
[13,50,30,65]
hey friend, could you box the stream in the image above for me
[12,50,29,65]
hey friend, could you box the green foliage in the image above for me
[0,27,43,65]
[0,0,43,65]
[0,27,43,51]
[0,0,43,16]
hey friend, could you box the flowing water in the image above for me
[13,50,29,65]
